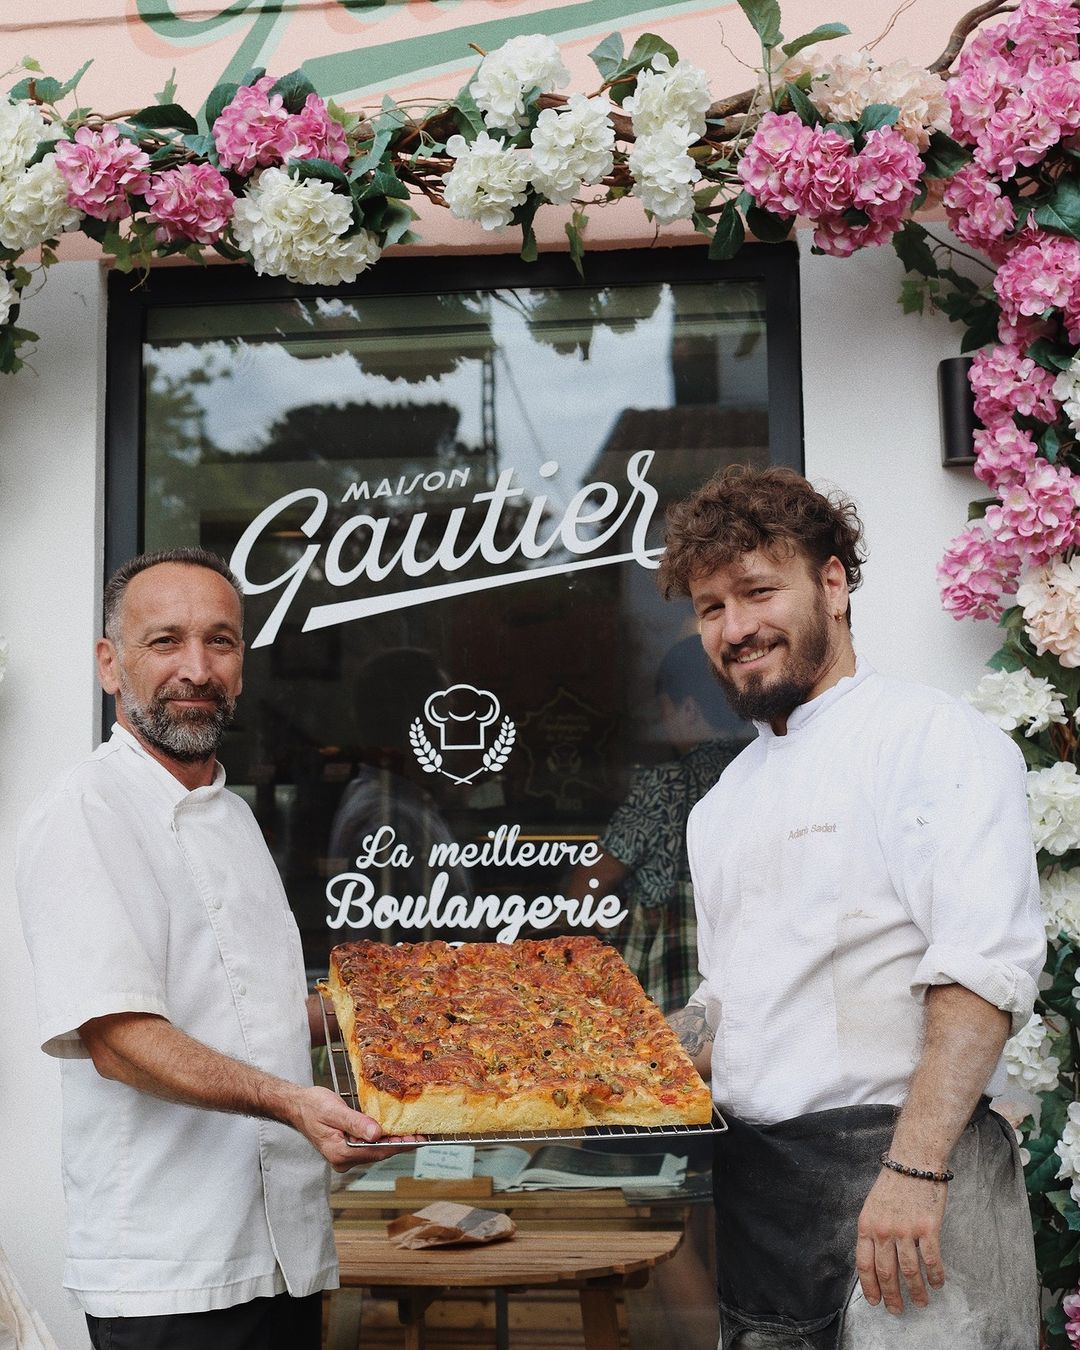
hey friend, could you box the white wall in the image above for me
[0,261,106,1350]
[0,235,998,1347]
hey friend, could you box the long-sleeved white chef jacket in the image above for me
[687,661,1046,1126]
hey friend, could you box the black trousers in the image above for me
[85,1290,322,1350]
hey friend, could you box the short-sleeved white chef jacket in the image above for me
[16,726,338,1317]
[687,662,1046,1127]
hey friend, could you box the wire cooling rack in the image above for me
[319,993,726,1149]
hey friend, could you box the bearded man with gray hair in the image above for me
[17,548,400,1350]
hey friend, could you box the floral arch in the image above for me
[3,0,1080,1337]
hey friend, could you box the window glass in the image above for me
[134,252,797,1007]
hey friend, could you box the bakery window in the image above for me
[105,245,801,991]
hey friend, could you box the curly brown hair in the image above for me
[657,465,866,600]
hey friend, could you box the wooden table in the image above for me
[329,1189,685,1350]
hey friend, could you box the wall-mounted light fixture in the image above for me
[938,355,979,467]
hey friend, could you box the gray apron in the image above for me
[713,1100,989,1350]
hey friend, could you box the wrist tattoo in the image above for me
[668,1005,710,1056]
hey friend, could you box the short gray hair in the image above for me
[103,548,244,645]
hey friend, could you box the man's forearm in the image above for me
[78,1011,394,1170]
[889,983,1010,1168]
[81,1011,305,1124]
[667,1003,714,1078]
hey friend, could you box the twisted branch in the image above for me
[927,1,1017,72]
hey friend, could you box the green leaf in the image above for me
[566,208,588,278]
[204,81,239,129]
[1028,338,1076,372]
[130,103,199,135]
[966,496,994,522]
[735,0,783,48]
[922,130,972,179]
[780,23,850,58]
[710,199,745,260]
[182,132,216,160]
[1041,424,1063,463]
[784,81,819,127]
[898,277,928,316]
[270,69,317,115]
[892,221,938,278]
[588,32,625,82]
[354,167,410,201]
[745,203,793,243]
[514,195,542,264]
[58,60,93,99]
[1026,1130,1066,1195]
[155,68,178,106]
[291,158,350,191]
[10,76,63,104]
[1034,178,1080,240]
[21,57,43,73]
[452,86,486,140]
[857,103,901,135]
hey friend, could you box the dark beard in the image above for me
[122,680,236,763]
[714,602,832,724]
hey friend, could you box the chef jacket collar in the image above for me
[753,656,873,740]
[110,722,227,811]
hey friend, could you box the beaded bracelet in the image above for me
[879,1152,954,1184]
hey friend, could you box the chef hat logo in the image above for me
[424,684,501,751]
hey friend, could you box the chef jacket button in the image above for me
[237,983,247,996]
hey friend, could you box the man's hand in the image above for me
[855,1168,947,1314]
[288,1085,423,1170]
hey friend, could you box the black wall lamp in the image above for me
[938,355,979,467]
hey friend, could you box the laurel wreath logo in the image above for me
[409,712,515,783]
[482,717,516,772]
[409,718,442,774]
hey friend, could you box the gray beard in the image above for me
[120,678,236,764]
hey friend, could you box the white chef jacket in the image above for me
[16,727,338,1317]
[687,661,1045,1126]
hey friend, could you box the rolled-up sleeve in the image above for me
[882,703,1045,1033]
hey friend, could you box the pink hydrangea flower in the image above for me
[995,234,1080,338]
[52,123,151,222]
[738,112,815,216]
[143,163,236,245]
[946,28,1015,144]
[275,93,349,167]
[212,76,290,175]
[984,460,1080,566]
[973,421,1040,492]
[1010,0,1080,66]
[1028,59,1080,137]
[852,126,922,213]
[942,164,1015,259]
[938,520,1022,621]
[976,91,1064,178]
[811,211,898,258]
[1066,1288,1080,1347]
[969,342,1059,423]
[799,126,856,216]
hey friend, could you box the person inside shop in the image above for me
[568,633,748,1015]
[16,547,404,1350]
[659,466,1045,1349]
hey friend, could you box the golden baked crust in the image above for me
[324,937,713,1135]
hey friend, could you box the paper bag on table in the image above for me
[387,1202,516,1249]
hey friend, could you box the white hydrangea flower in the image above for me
[628,124,701,223]
[1043,867,1080,941]
[472,35,570,134]
[800,52,950,151]
[1058,1101,1080,1203]
[231,168,381,286]
[1017,558,1080,669]
[624,53,712,141]
[529,95,615,205]
[1005,1013,1061,1093]
[966,667,1068,737]
[1028,760,1080,855]
[1054,357,1080,436]
[0,273,16,329]
[0,98,55,180]
[442,133,531,230]
[0,155,80,254]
